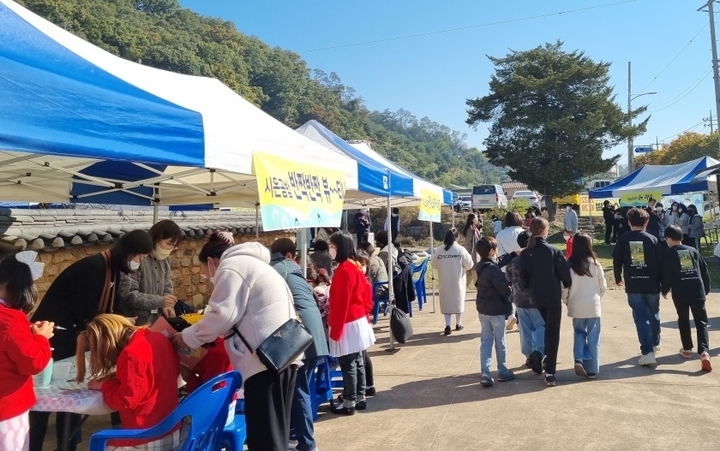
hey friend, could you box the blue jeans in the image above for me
[573,318,601,374]
[478,313,511,379]
[627,293,661,355]
[290,357,318,451]
[516,307,545,358]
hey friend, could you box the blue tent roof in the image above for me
[296,121,415,198]
[589,156,720,198]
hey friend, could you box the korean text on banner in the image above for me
[580,194,618,217]
[252,152,346,232]
[619,191,662,208]
[419,188,442,223]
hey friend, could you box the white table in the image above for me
[31,355,113,451]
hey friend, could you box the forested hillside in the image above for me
[17,0,507,187]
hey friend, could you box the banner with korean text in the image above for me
[418,187,442,223]
[579,194,618,217]
[619,190,662,208]
[252,152,346,231]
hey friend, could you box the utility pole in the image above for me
[627,62,634,173]
[699,0,720,153]
[704,109,716,133]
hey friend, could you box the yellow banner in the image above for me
[418,188,442,223]
[579,194,618,217]
[619,191,662,208]
[252,152,346,231]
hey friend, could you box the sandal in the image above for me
[679,348,693,359]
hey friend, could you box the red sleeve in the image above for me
[566,236,574,260]
[5,318,52,376]
[328,264,352,341]
[101,352,149,412]
[188,342,231,393]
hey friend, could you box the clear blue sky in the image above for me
[180,0,716,165]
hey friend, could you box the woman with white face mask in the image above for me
[116,220,182,326]
[174,231,301,451]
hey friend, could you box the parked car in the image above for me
[511,190,542,210]
[454,195,472,212]
[471,184,508,211]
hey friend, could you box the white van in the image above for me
[471,184,508,210]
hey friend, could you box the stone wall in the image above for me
[35,230,293,308]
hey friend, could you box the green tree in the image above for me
[637,131,719,166]
[466,41,647,219]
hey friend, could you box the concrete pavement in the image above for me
[313,288,720,451]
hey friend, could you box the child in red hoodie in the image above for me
[169,319,232,393]
[86,314,180,450]
[0,251,53,451]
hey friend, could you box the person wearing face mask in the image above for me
[28,230,153,451]
[269,238,328,451]
[686,205,705,250]
[174,231,300,451]
[116,220,182,326]
[563,203,578,234]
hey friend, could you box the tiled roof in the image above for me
[0,208,259,251]
[501,181,528,190]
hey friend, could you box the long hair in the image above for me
[444,228,458,251]
[462,213,476,236]
[568,233,597,277]
[527,217,549,249]
[110,230,154,273]
[504,211,523,228]
[86,314,141,379]
[0,255,37,313]
[330,231,357,263]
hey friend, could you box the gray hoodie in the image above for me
[181,242,301,384]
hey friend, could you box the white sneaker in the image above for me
[506,315,517,331]
[638,352,657,366]
[654,343,661,353]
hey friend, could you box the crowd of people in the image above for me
[431,206,712,388]
[0,217,403,451]
[0,201,714,449]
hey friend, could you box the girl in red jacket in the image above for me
[86,314,180,450]
[0,251,53,451]
[328,232,375,415]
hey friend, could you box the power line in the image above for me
[299,0,643,53]
[647,67,712,112]
[638,23,709,93]
[661,119,704,141]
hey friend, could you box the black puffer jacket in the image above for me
[475,258,512,316]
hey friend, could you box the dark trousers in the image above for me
[244,366,298,451]
[356,232,369,245]
[29,411,81,451]
[290,357,318,451]
[538,302,562,375]
[673,297,709,354]
[362,350,374,387]
[339,352,365,407]
[604,223,615,244]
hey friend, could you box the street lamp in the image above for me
[627,62,657,173]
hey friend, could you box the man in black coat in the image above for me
[353,209,371,244]
[602,200,616,245]
[661,225,712,371]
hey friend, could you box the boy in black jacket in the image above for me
[612,207,662,366]
[662,225,712,372]
[475,237,515,387]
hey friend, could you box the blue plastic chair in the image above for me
[411,259,429,311]
[372,281,390,324]
[89,371,242,451]
[309,357,335,421]
[220,409,247,451]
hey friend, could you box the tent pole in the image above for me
[152,185,159,225]
[300,228,308,279]
[430,220,436,313]
[255,202,260,239]
[386,192,396,352]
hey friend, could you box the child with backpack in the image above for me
[563,234,607,379]
[475,237,515,387]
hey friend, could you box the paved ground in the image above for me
[50,288,720,450]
